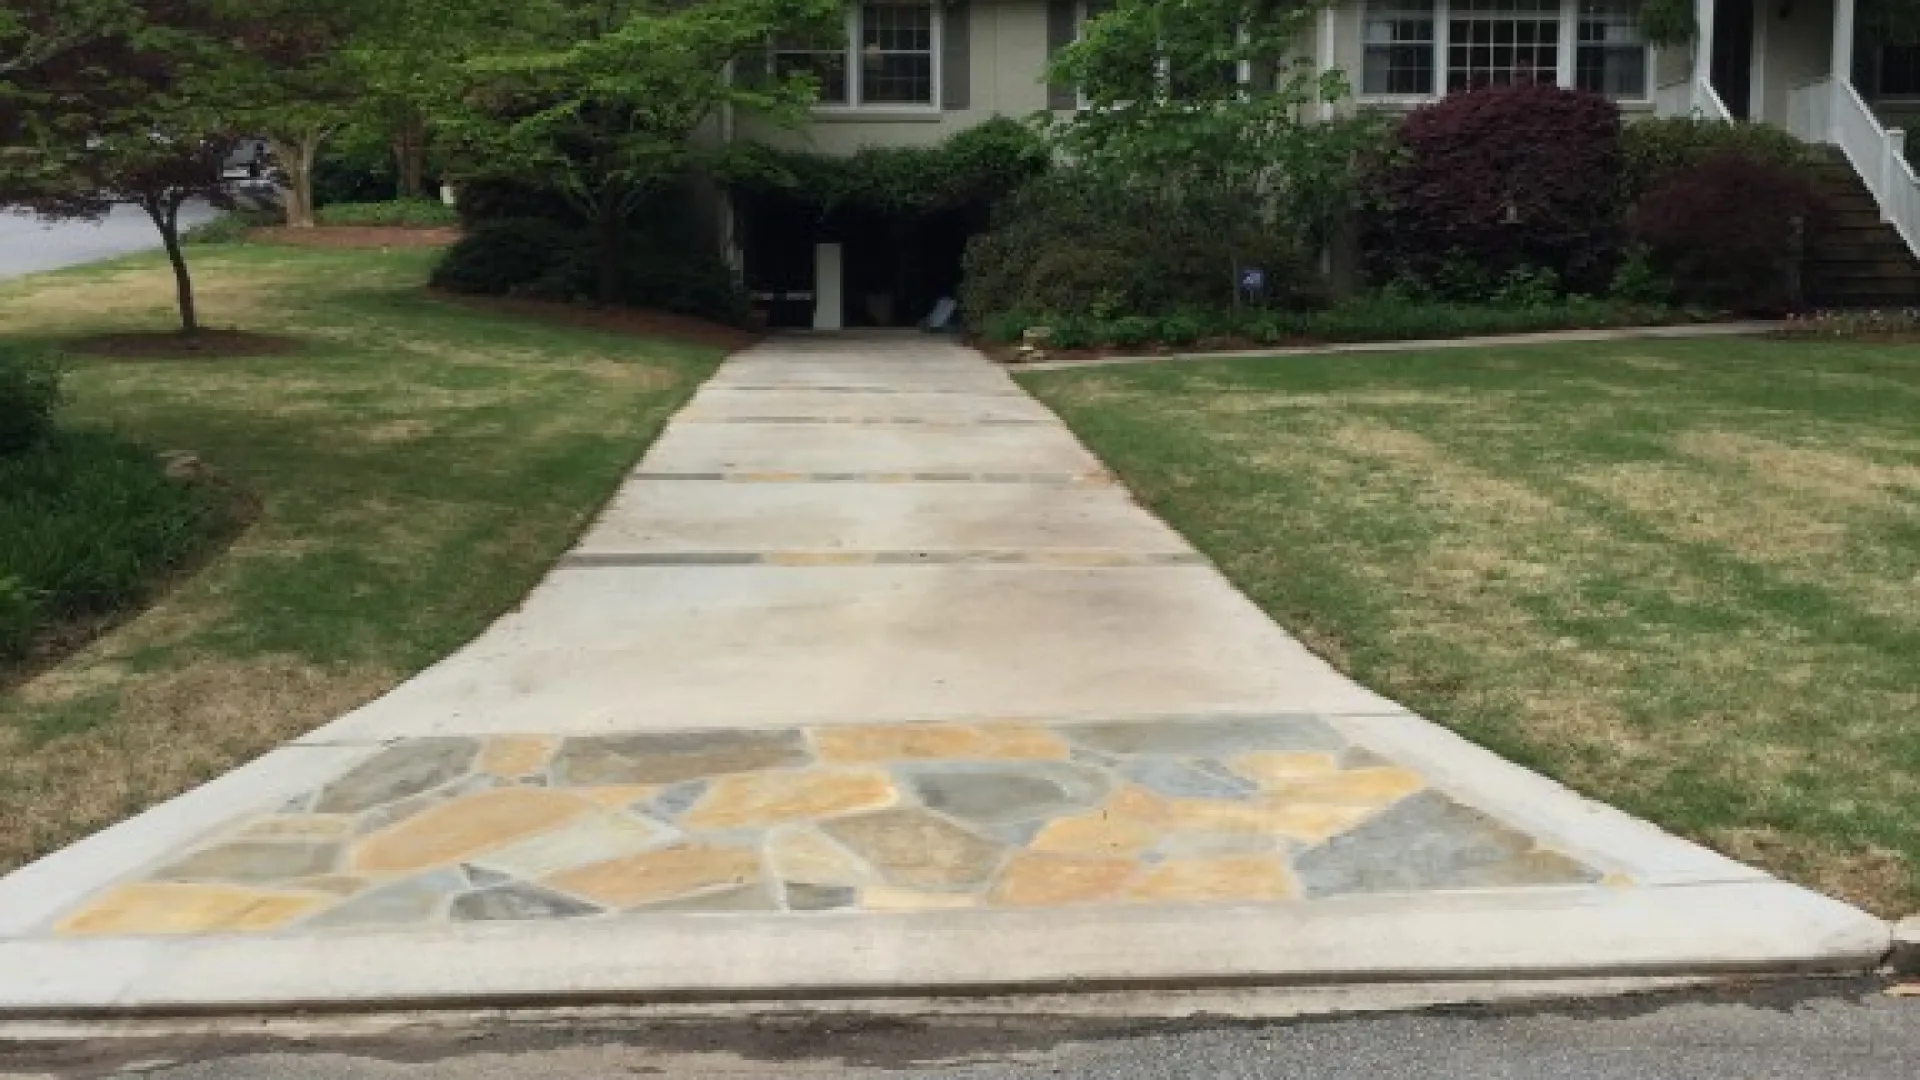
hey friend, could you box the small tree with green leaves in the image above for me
[1,1,237,333]
[1047,0,1386,309]
[442,0,840,305]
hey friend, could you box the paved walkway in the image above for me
[0,337,1888,1014]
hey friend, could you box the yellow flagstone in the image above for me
[813,724,985,763]
[1225,752,1342,788]
[350,788,592,876]
[573,784,662,809]
[57,883,328,937]
[860,886,979,911]
[478,736,560,777]
[680,769,896,831]
[1269,767,1427,806]
[989,854,1137,907]
[1029,811,1162,858]
[767,826,876,886]
[974,725,1072,760]
[545,844,761,908]
[1124,856,1297,903]
[1101,786,1380,841]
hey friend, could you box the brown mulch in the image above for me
[429,290,765,352]
[253,226,463,249]
[67,329,305,361]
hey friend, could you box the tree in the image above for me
[442,0,840,304]
[1,1,237,333]
[1046,0,1384,309]
[0,0,138,78]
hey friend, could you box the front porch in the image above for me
[1656,0,1920,265]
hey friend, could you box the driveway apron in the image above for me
[0,336,1888,1014]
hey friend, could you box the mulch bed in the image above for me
[253,226,463,249]
[430,290,765,352]
[67,329,305,361]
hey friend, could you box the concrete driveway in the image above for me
[0,336,1890,1016]
[0,202,218,280]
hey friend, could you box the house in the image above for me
[725,0,1920,327]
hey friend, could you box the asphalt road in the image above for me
[0,202,218,281]
[2,980,1916,1080]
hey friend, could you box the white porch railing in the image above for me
[1653,77,1732,122]
[1789,76,1920,260]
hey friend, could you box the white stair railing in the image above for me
[1654,76,1732,122]
[1790,76,1920,261]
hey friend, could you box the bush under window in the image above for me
[1628,150,1820,315]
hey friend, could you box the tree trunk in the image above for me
[595,203,624,307]
[147,196,198,334]
[391,112,428,199]
[272,133,324,228]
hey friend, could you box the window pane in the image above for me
[858,3,934,104]
[1883,45,1920,97]
[863,52,933,103]
[1575,0,1646,98]
[1446,0,1561,92]
[1363,1,1436,95]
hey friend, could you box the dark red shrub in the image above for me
[1365,84,1625,295]
[1628,150,1820,315]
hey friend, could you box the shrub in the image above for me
[316,199,459,228]
[1608,243,1674,304]
[0,346,61,455]
[181,206,283,245]
[962,170,1310,321]
[0,433,232,664]
[1628,151,1819,314]
[429,218,583,296]
[1366,84,1625,296]
[1620,117,1814,203]
[1156,313,1204,347]
[1776,308,1920,339]
[1103,315,1158,348]
[312,142,402,207]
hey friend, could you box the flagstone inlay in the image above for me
[46,716,1619,934]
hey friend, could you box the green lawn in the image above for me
[0,244,725,873]
[1023,340,1920,916]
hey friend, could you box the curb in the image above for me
[1893,915,1920,975]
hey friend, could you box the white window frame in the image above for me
[773,2,944,113]
[1357,0,1653,105]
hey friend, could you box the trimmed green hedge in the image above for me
[978,297,1690,351]
[315,199,460,228]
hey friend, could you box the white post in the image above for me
[1317,6,1336,122]
[1885,129,1908,214]
[1694,0,1716,115]
[1831,0,1855,85]
[812,243,843,331]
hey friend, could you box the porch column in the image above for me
[1832,0,1855,84]
[1317,5,1336,121]
[1694,0,1715,113]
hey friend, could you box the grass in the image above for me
[0,244,726,874]
[1022,339,1920,916]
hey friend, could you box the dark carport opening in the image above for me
[736,190,985,330]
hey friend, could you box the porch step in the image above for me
[1803,150,1920,309]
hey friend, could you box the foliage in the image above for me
[1628,151,1820,314]
[980,296,1684,347]
[1776,308,1920,338]
[1620,117,1814,203]
[442,0,839,304]
[726,116,1052,213]
[312,138,405,206]
[0,431,232,664]
[1366,84,1624,297]
[1636,0,1695,44]
[430,217,748,323]
[961,168,1312,321]
[0,345,62,455]
[1608,244,1674,304]
[180,206,283,245]
[1046,0,1380,310]
[0,1,240,333]
[316,198,460,227]
[429,217,581,295]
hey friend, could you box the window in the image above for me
[1447,0,1560,92]
[1364,3,1437,95]
[1879,45,1920,99]
[1360,0,1649,101]
[1575,0,1646,98]
[771,2,938,108]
